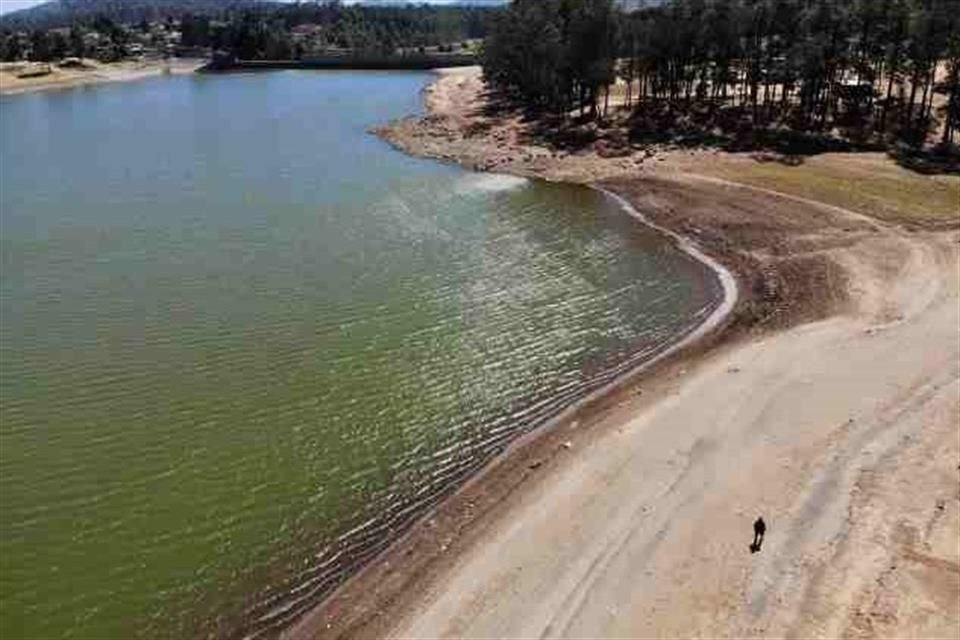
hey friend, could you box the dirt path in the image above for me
[386,189,959,640]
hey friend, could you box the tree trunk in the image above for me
[943,65,959,146]
[904,68,921,134]
[880,61,896,133]
[921,65,936,127]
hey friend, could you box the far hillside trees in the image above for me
[0,2,492,64]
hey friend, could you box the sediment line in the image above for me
[270,70,743,640]
[597,186,739,357]
[284,67,958,640]
[274,175,741,640]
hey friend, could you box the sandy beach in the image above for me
[284,67,960,639]
[0,58,204,96]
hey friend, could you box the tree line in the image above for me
[0,1,275,32]
[1,2,491,64]
[182,4,489,59]
[482,0,960,148]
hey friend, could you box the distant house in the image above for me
[14,30,31,53]
[290,24,326,54]
[836,71,875,112]
[132,32,153,47]
[82,32,101,49]
[291,24,323,39]
[59,57,87,68]
[149,24,168,41]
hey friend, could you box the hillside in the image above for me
[0,1,511,30]
[0,1,279,30]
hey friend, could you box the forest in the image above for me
[482,0,960,150]
[0,2,491,63]
[180,3,489,59]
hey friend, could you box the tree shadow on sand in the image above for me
[478,90,960,175]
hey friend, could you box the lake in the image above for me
[0,71,719,638]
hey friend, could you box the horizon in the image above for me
[0,0,44,16]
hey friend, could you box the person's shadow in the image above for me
[750,516,766,554]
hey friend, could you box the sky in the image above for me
[0,0,479,16]
[0,0,45,15]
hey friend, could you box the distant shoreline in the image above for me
[0,57,477,97]
[0,58,205,96]
[200,55,477,73]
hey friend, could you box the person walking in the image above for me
[751,516,767,553]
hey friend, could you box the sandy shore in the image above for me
[0,58,205,96]
[287,67,959,639]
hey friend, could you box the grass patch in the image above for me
[707,153,959,224]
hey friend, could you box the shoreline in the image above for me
[0,58,205,96]
[274,73,746,640]
[286,67,959,639]
[283,184,747,640]
[232,174,740,640]
[200,56,477,73]
[597,186,739,340]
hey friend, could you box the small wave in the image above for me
[454,173,529,195]
[379,193,452,241]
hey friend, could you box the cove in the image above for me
[0,70,719,638]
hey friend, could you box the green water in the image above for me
[0,71,718,639]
